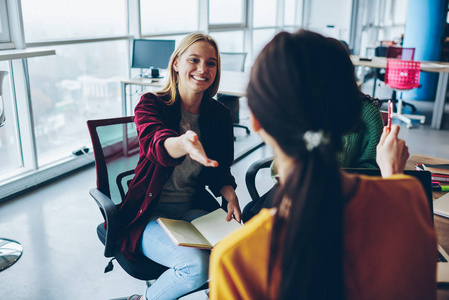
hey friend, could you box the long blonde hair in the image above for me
[158,33,221,105]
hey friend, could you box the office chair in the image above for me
[385,59,425,128]
[242,156,275,223]
[87,116,167,285]
[217,52,250,140]
[374,46,418,114]
[87,116,209,295]
[243,156,433,223]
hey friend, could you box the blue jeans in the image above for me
[141,202,209,300]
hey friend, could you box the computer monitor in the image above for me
[131,39,175,78]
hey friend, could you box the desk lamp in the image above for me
[0,71,7,127]
[0,70,23,272]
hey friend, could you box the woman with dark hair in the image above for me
[118,33,241,300]
[209,30,436,300]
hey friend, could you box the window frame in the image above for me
[0,0,11,43]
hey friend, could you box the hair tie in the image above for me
[303,130,330,151]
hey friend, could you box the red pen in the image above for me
[387,100,392,130]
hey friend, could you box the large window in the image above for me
[0,0,10,42]
[307,0,352,41]
[209,0,245,26]
[27,41,128,167]
[210,31,245,53]
[140,0,199,35]
[253,29,276,57]
[21,0,127,42]
[254,0,277,28]
[0,0,315,199]
[284,0,297,26]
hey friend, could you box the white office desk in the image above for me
[351,55,449,129]
[120,70,250,116]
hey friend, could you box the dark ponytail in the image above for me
[269,144,344,299]
[247,30,362,300]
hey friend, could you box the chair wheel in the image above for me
[406,123,413,129]
[420,119,425,124]
[245,128,251,135]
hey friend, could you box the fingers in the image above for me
[204,159,219,167]
[379,124,400,147]
[233,209,242,223]
[184,131,219,167]
[388,124,400,139]
[226,204,242,223]
[226,210,233,222]
[185,130,198,143]
[378,126,389,146]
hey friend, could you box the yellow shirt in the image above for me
[209,174,437,300]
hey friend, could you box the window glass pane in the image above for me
[308,0,352,41]
[21,0,127,42]
[283,26,297,33]
[392,0,408,24]
[140,0,198,34]
[209,0,244,25]
[27,41,128,167]
[254,0,277,27]
[252,29,276,59]
[284,0,296,26]
[210,31,244,52]
[0,62,22,177]
[0,0,10,42]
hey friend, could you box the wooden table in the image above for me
[407,154,449,298]
[351,55,449,129]
[406,153,449,200]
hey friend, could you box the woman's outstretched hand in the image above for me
[183,130,219,167]
[376,125,409,178]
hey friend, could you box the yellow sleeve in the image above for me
[209,209,274,300]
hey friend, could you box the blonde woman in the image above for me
[118,33,241,300]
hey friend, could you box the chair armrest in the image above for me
[116,169,135,201]
[245,156,274,203]
[89,188,119,257]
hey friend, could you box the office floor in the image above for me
[1,92,449,299]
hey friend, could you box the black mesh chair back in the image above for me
[87,116,167,281]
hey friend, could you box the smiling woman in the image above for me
[116,33,240,300]
[173,41,218,108]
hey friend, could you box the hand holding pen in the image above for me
[387,100,393,131]
[376,124,409,178]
